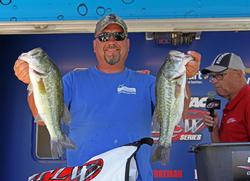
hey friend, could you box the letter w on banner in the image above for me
[28,138,153,181]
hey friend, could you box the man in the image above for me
[14,14,201,180]
[202,52,250,143]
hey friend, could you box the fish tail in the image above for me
[151,144,171,165]
[50,135,76,159]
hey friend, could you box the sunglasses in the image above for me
[95,32,127,42]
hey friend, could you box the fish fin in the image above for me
[62,104,71,124]
[34,114,43,123]
[50,135,76,159]
[61,135,76,149]
[50,140,63,159]
[37,78,46,94]
[152,109,161,132]
[27,83,33,96]
[152,120,160,133]
[151,144,171,165]
[175,84,181,98]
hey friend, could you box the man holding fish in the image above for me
[13,14,201,180]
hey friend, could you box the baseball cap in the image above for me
[95,14,128,35]
[201,52,246,74]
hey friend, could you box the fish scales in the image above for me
[34,64,63,140]
[152,50,192,165]
[156,78,185,145]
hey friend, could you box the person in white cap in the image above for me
[202,52,250,142]
[14,14,201,180]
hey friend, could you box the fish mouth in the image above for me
[28,65,47,76]
[167,70,185,80]
[32,69,46,76]
[172,74,183,80]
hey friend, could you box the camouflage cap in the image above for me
[95,14,128,35]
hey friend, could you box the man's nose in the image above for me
[210,78,219,84]
[209,76,219,84]
[109,34,116,41]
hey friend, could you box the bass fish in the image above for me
[151,50,193,165]
[19,48,76,158]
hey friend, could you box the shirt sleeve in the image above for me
[62,72,73,109]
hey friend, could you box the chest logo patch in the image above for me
[117,84,136,94]
[226,117,237,124]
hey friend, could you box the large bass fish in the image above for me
[151,50,193,165]
[19,48,76,158]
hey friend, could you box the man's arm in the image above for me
[182,50,201,118]
[182,81,191,119]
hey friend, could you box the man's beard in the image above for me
[104,44,120,65]
[104,53,120,65]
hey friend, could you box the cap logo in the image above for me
[214,54,224,65]
[215,57,222,65]
[213,53,231,67]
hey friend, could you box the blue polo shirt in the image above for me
[63,67,155,181]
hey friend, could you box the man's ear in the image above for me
[236,69,244,76]
[93,39,97,53]
[127,38,130,52]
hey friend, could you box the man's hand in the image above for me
[186,51,201,78]
[13,59,30,84]
[203,111,219,131]
[203,111,220,142]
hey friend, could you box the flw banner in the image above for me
[28,138,153,181]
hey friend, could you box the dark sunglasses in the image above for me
[95,32,127,42]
